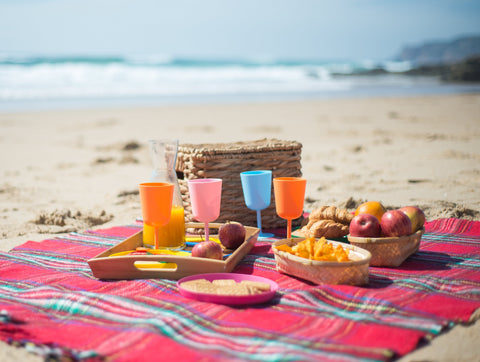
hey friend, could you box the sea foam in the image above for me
[1,54,478,111]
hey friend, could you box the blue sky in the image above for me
[1,0,479,60]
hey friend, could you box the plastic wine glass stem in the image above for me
[256,210,263,233]
[154,227,160,249]
[287,219,292,239]
[205,222,210,242]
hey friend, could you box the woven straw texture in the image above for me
[348,229,423,267]
[176,139,303,228]
[272,239,371,285]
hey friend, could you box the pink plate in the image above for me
[177,273,278,306]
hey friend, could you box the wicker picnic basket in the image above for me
[175,139,303,229]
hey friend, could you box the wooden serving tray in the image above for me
[88,222,260,280]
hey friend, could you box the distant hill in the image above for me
[403,55,480,82]
[395,35,480,66]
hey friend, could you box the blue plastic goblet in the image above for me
[240,170,275,239]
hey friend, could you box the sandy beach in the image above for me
[1,93,479,361]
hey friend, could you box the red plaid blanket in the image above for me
[1,218,479,361]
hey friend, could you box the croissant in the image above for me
[308,206,353,225]
[301,219,350,239]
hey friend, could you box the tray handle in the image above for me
[88,254,226,280]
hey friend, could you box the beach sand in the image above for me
[1,94,479,361]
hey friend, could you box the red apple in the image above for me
[219,221,246,249]
[191,241,223,260]
[399,206,426,233]
[380,210,412,237]
[349,214,382,237]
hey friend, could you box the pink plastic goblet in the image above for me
[187,178,222,241]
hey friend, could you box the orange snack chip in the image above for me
[276,244,293,253]
[279,237,350,262]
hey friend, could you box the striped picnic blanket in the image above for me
[0,218,479,361]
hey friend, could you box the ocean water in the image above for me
[1,54,479,111]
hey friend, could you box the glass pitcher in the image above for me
[143,139,186,250]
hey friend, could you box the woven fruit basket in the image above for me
[272,238,371,286]
[347,229,423,267]
[176,138,303,229]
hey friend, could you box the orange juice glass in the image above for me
[139,182,174,249]
[143,205,186,249]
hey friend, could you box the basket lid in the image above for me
[178,138,302,156]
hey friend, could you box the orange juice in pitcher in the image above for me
[143,205,186,249]
[143,139,186,250]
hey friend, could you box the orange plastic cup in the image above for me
[139,182,174,249]
[273,177,307,238]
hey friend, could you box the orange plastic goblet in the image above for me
[273,177,307,239]
[139,182,174,249]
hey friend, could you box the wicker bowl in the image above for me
[347,228,423,267]
[272,238,371,286]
